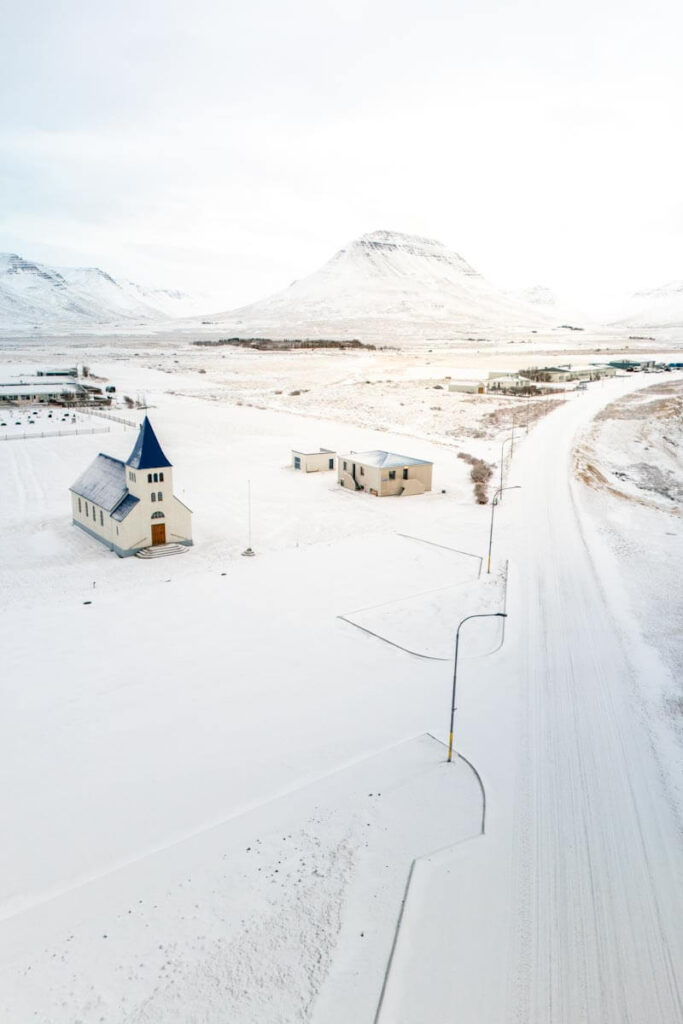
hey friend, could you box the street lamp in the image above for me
[487,485,521,573]
[499,434,515,497]
[447,612,508,763]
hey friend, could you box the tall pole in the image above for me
[499,434,514,498]
[487,497,498,575]
[486,485,521,573]
[247,479,252,549]
[447,612,507,763]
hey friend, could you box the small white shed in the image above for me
[292,448,336,472]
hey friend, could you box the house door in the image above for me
[151,523,166,545]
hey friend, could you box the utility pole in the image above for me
[447,612,508,763]
[487,485,521,573]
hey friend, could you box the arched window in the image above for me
[157,491,163,501]
[153,472,158,482]
[147,473,152,483]
[159,472,164,482]
[151,510,164,519]
[151,492,156,502]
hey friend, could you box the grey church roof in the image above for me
[111,493,140,521]
[70,454,128,510]
[126,417,172,470]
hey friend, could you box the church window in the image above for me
[159,472,164,482]
[151,492,156,502]
[147,473,152,483]
[85,501,89,515]
[151,510,164,519]
[100,510,104,526]
[78,498,82,513]
[92,505,96,520]
[157,491,163,501]
[153,472,158,482]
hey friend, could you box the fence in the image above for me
[73,407,139,427]
[0,426,111,442]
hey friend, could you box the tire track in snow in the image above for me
[507,387,683,1023]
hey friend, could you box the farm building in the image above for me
[70,417,192,557]
[519,364,616,384]
[0,379,109,406]
[608,359,656,372]
[448,381,486,394]
[292,448,336,472]
[36,367,78,377]
[338,450,433,496]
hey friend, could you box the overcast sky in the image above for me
[1,0,682,312]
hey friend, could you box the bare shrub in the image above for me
[458,452,494,504]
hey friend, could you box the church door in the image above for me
[151,523,166,545]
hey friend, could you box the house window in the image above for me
[402,468,408,480]
[328,458,334,470]
[343,461,347,471]
[147,473,152,483]
[389,470,396,480]
[99,510,103,525]
[151,510,164,519]
[159,472,164,482]
[153,472,158,482]
[151,492,156,502]
[294,456,301,469]
[157,491,162,501]
[78,498,82,512]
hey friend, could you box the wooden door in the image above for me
[151,523,166,545]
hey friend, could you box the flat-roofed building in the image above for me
[291,448,336,472]
[338,450,433,496]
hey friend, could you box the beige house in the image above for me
[448,381,486,394]
[292,448,336,472]
[338,450,433,496]
[70,417,192,556]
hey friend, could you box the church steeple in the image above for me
[126,417,172,470]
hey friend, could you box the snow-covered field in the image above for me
[1,341,682,1022]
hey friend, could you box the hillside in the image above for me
[197,230,555,344]
[0,253,197,330]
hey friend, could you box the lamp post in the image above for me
[447,612,507,763]
[487,485,521,573]
[499,434,515,497]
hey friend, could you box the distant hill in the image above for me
[194,230,554,343]
[0,253,198,330]
[612,280,683,329]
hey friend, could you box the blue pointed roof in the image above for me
[126,417,172,470]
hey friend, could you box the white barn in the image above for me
[70,417,192,556]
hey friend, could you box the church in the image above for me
[70,417,193,557]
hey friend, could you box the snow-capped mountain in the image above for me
[612,280,683,329]
[0,253,198,330]
[199,230,554,343]
[514,284,558,307]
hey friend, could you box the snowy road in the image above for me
[379,378,683,1023]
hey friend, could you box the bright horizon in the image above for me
[2,0,682,315]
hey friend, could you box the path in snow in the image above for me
[378,376,683,1023]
